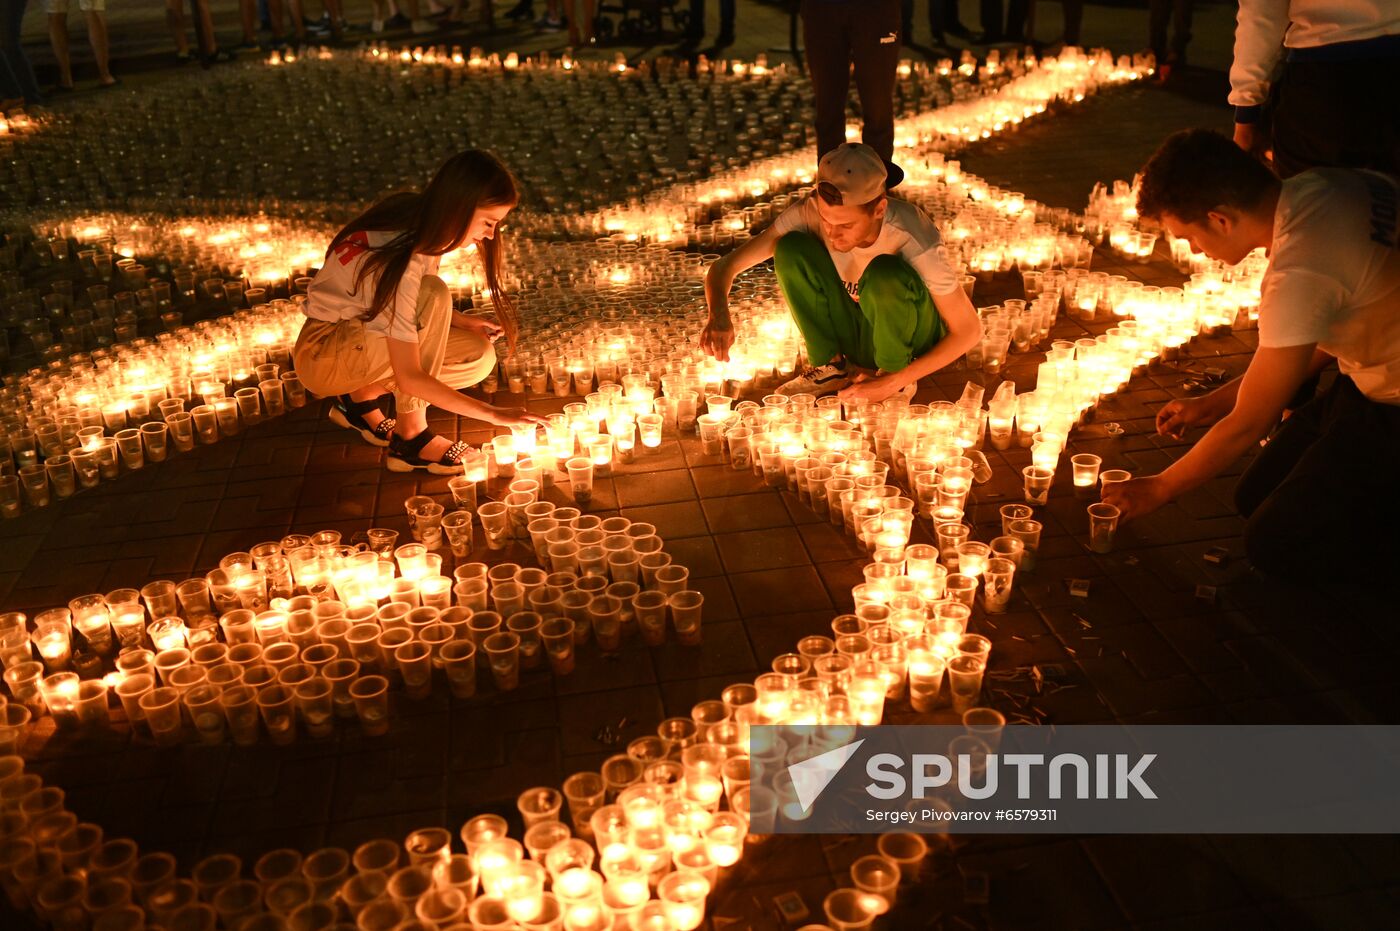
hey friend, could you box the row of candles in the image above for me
[0,491,708,742]
[0,739,929,930]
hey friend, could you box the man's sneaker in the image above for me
[776,362,853,398]
[410,17,437,33]
[535,14,564,31]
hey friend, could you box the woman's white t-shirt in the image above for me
[770,194,961,301]
[304,230,441,343]
[1258,169,1400,404]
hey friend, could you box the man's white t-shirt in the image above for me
[770,195,961,301]
[1258,168,1400,404]
[304,230,441,343]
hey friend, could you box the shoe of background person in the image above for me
[946,22,973,40]
[371,18,385,32]
[776,361,853,398]
[535,14,564,32]
[410,17,437,33]
[385,12,410,28]
[714,30,735,48]
[504,0,534,21]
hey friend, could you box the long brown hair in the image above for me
[327,149,521,352]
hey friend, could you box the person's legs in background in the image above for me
[236,0,259,46]
[1,0,44,105]
[978,0,1003,43]
[801,0,855,159]
[1061,0,1082,46]
[166,0,192,60]
[82,3,115,86]
[848,0,902,179]
[46,1,74,90]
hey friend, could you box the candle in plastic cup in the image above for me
[1087,502,1121,553]
[823,888,890,931]
[876,832,928,881]
[1022,465,1054,505]
[946,655,987,714]
[1071,453,1102,497]
[138,686,184,746]
[183,684,226,745]
[668,591,704,646]
[477,503,510,551]
[256,684,297,745]
[906,648,946,713]
[1099,469,1132,493]
[637,413,663,448]
[517,787,564,829]
[850,855,901,905]
[631,591,669,646]
[440,641,478,699]
[565,458,595,508]
[350,675,390,736]
[483,632,521,691]
[657,870,710,931]
[540,619,575,675]
[982,557,1016,614]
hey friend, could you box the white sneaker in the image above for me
[410,17,436,33]
[371,18,384,32]
[776,361,852,397]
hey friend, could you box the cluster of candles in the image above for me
[575,46,1152,244]
[1,465,713,731]
[0,294,307,515]
[0,736,936,930]
[0,109,39,137]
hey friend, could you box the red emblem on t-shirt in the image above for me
[334,231,370,265]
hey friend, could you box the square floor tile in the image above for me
[613,469,696,507]
[715,527,811,574]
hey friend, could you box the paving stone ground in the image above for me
[5,45,1400,931]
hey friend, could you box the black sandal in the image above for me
[387,430,472,475]
[328,393,397,447]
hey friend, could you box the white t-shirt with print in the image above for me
[1258,169,1400,404]
[304,230,441,344]
[770,194,961,301]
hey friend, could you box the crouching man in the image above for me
[1105,129,1400,582]
[699,143,982,402]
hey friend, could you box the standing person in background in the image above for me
[1148,0,1194,80]
[184,0,239,66]
[1,0,44,106]
[44,0,117,91]
[801,0,905,188]
[1231,0,1399,178]
[900,0,973,49]
[674,0,735,53]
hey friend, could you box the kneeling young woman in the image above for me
[294,149,545,473]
